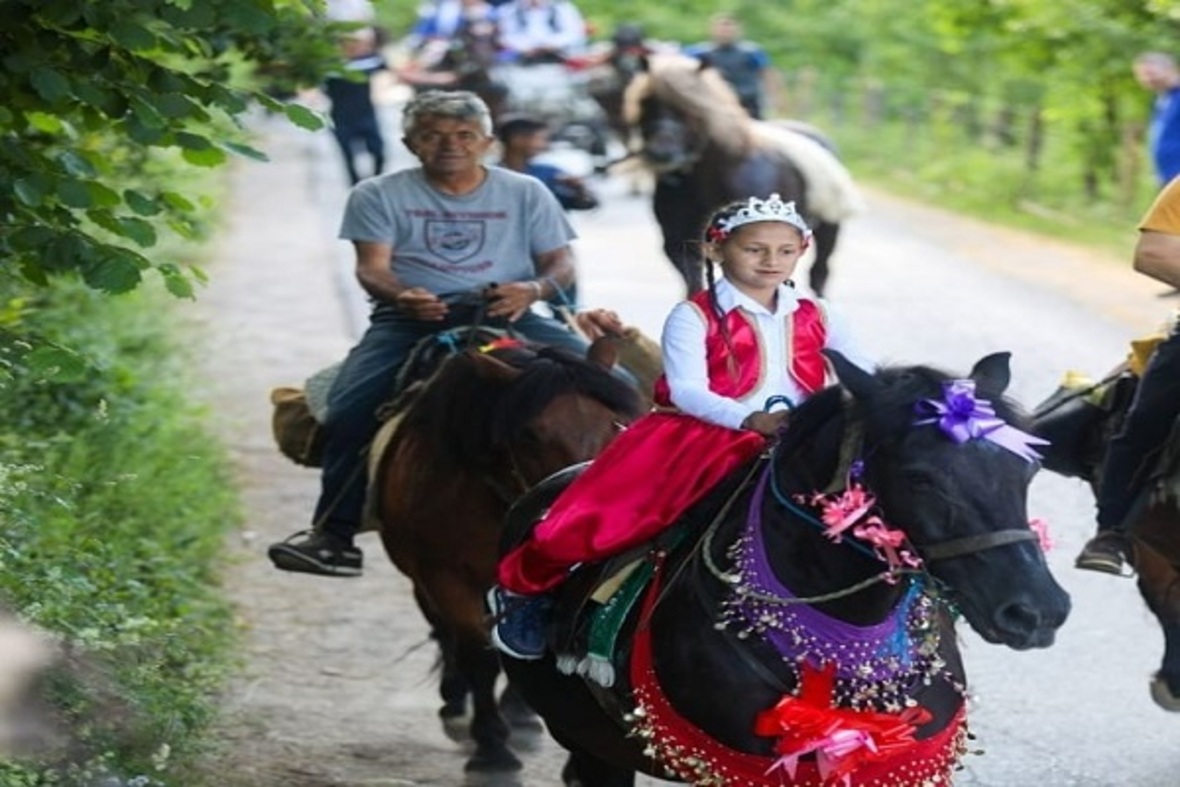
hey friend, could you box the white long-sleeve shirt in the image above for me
[660,278,873,430]
[496,0,586,56]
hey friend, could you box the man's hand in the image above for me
[741,411,790,437]
[486,281,540,322]
[573,308,625,339]
[395,287,449,321]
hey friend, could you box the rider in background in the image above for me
[487,194,873,660]
[496,0,587,64]
[267,91,591,578]
[684,13,773,119]
[323,28,388,185]
[1075,176,1180,574]
[495,114,599,310]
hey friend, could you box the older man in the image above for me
[1134,52,1180,185]
[269,91,589,577]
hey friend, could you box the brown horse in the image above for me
[622,53,863,298]
[375,334,644,772]
[1033,370,1180,710]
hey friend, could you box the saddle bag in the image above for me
[269,386,324,468]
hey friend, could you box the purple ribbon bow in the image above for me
[914,380,1048,462]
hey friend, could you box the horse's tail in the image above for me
[752,120,866,223]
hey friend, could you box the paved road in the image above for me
[204,101,1178,786]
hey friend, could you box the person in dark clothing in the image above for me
[495,114,599,310]
[1075,176,1180,574]
[324,29,388,185]
[684,14,772,119]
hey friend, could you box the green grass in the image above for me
[0,277,241,786]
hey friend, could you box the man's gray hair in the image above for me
[402,90,493,137]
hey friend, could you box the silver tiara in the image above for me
[716,193,812,239]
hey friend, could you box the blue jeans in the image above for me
[314,305,591,543]
[1096,328,1180,531]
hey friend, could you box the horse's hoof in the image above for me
[440,712,472,743]
[464,747,523,773]
[506,713,545,736]
[1150,675,1180,711]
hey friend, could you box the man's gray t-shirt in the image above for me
[338,166,575,296]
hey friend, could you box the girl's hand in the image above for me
[574,308,624,339]
[741,411,790,437]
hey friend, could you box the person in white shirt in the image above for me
[496,0,587,63]
[487,193,873,660]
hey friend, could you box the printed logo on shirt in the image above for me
[425,220,485,263]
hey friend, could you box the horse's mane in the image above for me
[401,345,642,469]
[622,52,754,156]
[784,362,1031,455]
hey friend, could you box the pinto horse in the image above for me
[375,333,644,772]
[1033,368,1180,711]
[623,53,863,298]
[500,351,1071,786]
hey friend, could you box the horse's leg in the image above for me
[1153,622,1180,710]
[560,750,636,787]
[413,586,470,730]
[455,630,520,772]
[1130,519,1180,710]
[653,176,704,296]
[498,680,544,734]
[808,220,840,297]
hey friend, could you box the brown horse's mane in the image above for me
[622,52,755,157]
[400,344,641,470]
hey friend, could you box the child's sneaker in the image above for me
[486,586,552,660]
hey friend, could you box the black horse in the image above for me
[500,350,1071,786]
[1033,368,1180,711]
[622,53,863,298]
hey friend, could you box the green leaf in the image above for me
[158,264,196,299]
[81,249,144,293]
[26,112,64,134]
[116,217,158,248]
[25,346,89,383]
[14,179,44,207]
[57,179,93,208]
[109,19,157,51]
[161,191,196,212]
[181,146,228,167]
[154,93,198,119]
[223,141,269,162]
[43,234,86,272]
[30,67,70,103]
[283,102,324,131]
[174,131,213,150]
[58,150,96,179]
[86,182,121,209]
[124,190,163,217]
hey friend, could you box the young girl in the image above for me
[489,193,873,659]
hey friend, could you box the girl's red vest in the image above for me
[653,291,829,406]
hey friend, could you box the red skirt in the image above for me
[497,412,767,594]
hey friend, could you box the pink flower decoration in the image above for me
[1028,517,1053,551]
[805,482,923,572]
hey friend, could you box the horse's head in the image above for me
[821,351,1071,650]
[1031,372,1137,487]
[622,53,753,172]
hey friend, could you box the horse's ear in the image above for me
[587,336,619,370]
[695,53,712,72]
[824,349,881,401]
[466,351,521,385]
[969,352,1012,397]
[637,53,650,72]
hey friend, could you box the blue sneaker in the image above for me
[487,586,552,661]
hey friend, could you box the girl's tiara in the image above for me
[714,193,812,240]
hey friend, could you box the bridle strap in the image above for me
[916,529,1038,563]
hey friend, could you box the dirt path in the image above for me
[193,117,592,787]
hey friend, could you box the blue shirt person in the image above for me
[1134,52,1180,185]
